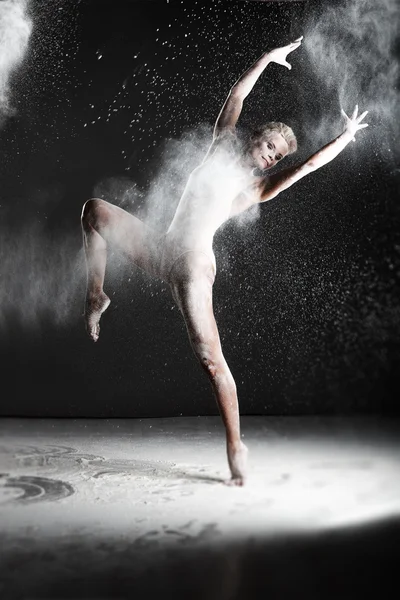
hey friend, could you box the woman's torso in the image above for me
[166,131,252,247]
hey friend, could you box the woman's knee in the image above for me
[196,344,224,379]
[81,198,110,230]
[199,352,236,392]
[199,353,219,379]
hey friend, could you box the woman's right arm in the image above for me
[212,36,303,138]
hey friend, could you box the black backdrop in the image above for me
[0,0,398,417]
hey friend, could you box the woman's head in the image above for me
[246,122,297,170]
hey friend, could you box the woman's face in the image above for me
[249,131,289,170]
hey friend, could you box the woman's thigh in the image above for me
[83,198,162,276]
[164,250,216,285]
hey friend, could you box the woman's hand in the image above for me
[341,105,369,141]
[266,36,303,70]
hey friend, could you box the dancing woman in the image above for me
[81,36,368,484]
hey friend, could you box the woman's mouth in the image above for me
[261,156,270,168]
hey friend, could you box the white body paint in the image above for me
[162,134,254,276]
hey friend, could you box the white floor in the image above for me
[1,415,400,599]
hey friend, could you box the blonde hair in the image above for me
[247,121,297,155]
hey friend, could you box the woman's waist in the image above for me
[159,234,215,279]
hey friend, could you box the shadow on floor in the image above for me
[1,515,399,599]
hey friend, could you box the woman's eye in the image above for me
[267,143,272,149]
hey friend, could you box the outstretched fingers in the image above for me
[268,36,303,70]
[357,110,368,122]
[342,107,368,123]
[341,105,369,141]
[284,39,302,69]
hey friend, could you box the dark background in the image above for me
[0,0,399,417]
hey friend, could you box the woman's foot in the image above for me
[84,291,110,342]
[226,440,248,486]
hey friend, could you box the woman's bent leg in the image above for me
[81,198,158,341]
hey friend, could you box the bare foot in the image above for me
[84,291,110,342]
[225,440,248,486]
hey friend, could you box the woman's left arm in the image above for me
[259,105,369,202]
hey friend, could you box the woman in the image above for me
[81,35,368,485]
